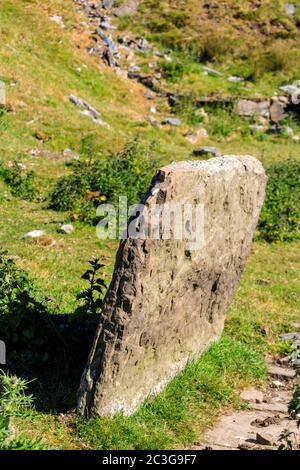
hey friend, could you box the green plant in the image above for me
[0,161,37,201]
[0,371,44,450]
[278,379,300,450]
[288,382,300,426]
[257,159,300,242]
[74,258,107,318]
[50,137,158,224]
[0,250,61,371]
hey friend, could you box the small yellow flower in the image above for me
[100,195,107,201]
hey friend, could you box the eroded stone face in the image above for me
[77,156,267,417]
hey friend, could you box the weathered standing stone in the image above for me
[78,156,266,417]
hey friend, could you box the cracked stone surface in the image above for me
[77,155,266,417]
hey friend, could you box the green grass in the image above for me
[0,0,300,451]
[10,241,300,449]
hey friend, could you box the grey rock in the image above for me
[63,148,79,160]
[23,230,45,239]
[144,90,154,100]
[240,388,264,404]
[236,99,270,117]
[256,432,275,446]
[228,76,244,83]
[267,364,296,380]
[269,98,288,123]
[284,3,296,17]
[279,332,300,342]
[102,47,118,67]
[96,27,117,55]
[202,66,223,77]
[77,155,267,417]
[279,84,299,94]
[69,94,110,128]
[162,117,181,126]
[102,0,114,9]
[193,146,221,158]
[58,224,74,235]
[49,15,65,28]
[0,80,5,106]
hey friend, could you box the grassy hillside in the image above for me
[0,0,299,450]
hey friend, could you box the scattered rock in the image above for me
[96,27,118,55]
[279,84,300,94]
[49,15,65,28]
[102,47,118,67]
[30,148,79,161]
[284,3,296,17]
[63,148,79,160]
[102,0,114,9]
[100,17,117,31]
[58,224,74,235]
[278,355,291,365]
[228,76,244,83]
[144,90,154,100]
[267,365,296,380]
[236,99,270,117]
[202,66,223,77]
[251,415,282,428]
[193,146,221,158]
[23,230,45,239]
[240,388,264,404]
[272,380,285,388]
[279,332,300,342]
[185,128,208,144]
[0,80,6,106]
[147,116,162,128]
[269,97,288,123]
[256,431,275,446]
[250,402,288,414]
[69,94,110,127]
[238,441,257,450]
[162,117,181,126]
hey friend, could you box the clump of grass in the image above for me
[73,337,265,450]
[258,159,300,242]
[0,161,37,201]
[246,41,296,80]
[196,30,234,63]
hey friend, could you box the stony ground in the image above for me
[196,330,300,451]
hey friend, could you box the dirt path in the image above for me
[195,361,299,450]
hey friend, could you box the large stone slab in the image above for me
[77,156,267,417]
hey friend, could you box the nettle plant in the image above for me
[0,250,107,373]
[74,258,107,318]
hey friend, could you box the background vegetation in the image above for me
[0,0,299,449]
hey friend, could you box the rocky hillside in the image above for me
[0,0,299,305]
